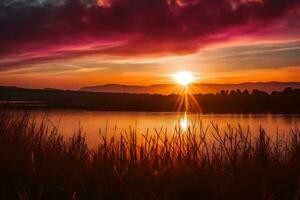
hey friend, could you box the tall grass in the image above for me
[0,111,300,199]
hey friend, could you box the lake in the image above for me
[15,110,300,147]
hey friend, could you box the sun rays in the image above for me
[172,71,201,112]
[172,71,202,130]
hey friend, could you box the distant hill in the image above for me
[80,82,300,94]
[1,85,300,113]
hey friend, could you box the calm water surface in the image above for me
[23,110,300,147]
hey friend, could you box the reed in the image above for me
[0,111,300,199]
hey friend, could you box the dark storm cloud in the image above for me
[0,0,299,66]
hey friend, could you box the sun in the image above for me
[174,71,194,86]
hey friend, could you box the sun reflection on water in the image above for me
[180,112,188,130]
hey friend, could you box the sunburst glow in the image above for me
[174,71,194,86]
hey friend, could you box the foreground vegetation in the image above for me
[1,111,300,199]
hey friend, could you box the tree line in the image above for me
[0,86,300,113]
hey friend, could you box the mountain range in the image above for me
[80,82,300,94]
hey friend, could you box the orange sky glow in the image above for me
[0,0,299,89]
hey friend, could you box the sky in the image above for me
[0,0,300,89]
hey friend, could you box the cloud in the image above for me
[0,0,299,69]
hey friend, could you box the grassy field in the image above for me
[0,111,300,199]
